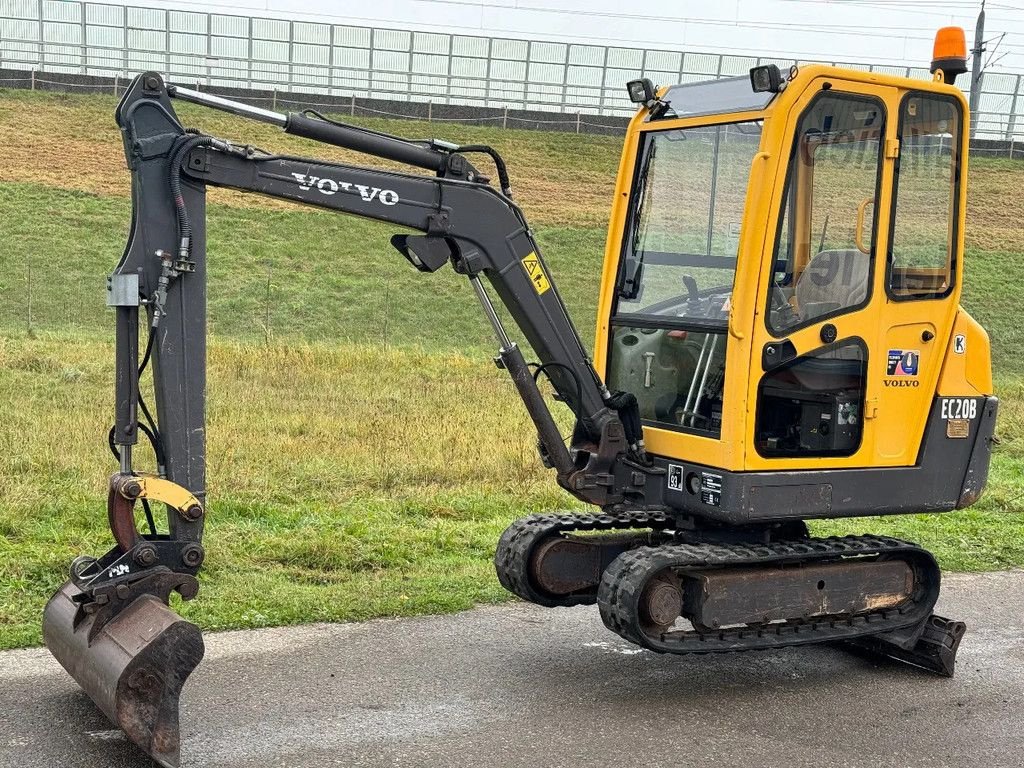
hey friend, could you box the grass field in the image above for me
[0,89,1022,649]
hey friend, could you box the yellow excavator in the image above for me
[42,26,996,767]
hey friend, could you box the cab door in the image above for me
[745,78,897,471]
[873,90,966,462]
[748,77,969,471]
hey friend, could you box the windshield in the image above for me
[615,120,763,327]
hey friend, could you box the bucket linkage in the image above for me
[43,473,206,768]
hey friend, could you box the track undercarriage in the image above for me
[495,512,965,676]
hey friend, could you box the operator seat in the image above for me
[792,248,870,374]
[796,248,870,324]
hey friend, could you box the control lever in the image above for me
[682,274,699,300]
[642,352,656,388]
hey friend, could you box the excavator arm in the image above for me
[43,72,658,768]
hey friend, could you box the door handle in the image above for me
[864,396,879,420]
[855,197,874,255]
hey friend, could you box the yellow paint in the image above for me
[937,312,993,397]
[130,475,203,516]
[594,62,991,473]
[521,252,550,295]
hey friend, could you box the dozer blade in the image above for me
[43,581,204,768]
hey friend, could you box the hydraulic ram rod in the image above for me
[168,85,449,173]
[166,85,286,126]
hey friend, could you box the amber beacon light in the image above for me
[930,26,968,84]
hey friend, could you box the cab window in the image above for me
[888,93,961,300]
[756,340,867,458]
[615,121,762,325]
[607,121,762,438]
[767,93,885,336]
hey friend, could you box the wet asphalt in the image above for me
[1,570,1022,768]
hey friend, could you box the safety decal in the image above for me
[837,401,859,426]
[667,463,684,492]
[521,252,551,295]
[954,334,967,355]
[887,349,919,376]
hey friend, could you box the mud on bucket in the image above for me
[43,581,205,768]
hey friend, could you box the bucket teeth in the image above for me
[43,581,204,768]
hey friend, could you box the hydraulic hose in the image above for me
[168,133,230,261]
[456,145,513,197]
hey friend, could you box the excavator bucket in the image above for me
[43,581,204,768]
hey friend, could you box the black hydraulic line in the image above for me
[605,390,644,447]
[107,425,119,461]
[533,361,584,423]
[456,144,513,197]
[139,498,158,538]
[139,325,155,374]
[136,397,164,463]
[136,326,165,470]
[168,134,220,261]
[107,423,164,469]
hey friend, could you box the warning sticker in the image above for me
[521,252,551,295]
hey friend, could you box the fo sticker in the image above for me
[521,252,550,295]
[887,349,919,376]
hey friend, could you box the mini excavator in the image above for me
[43,27,997,767]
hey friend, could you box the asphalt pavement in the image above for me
[1,571,1022,768]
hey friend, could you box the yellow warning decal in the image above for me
[521,251,550,295]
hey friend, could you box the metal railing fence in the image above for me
[0,0,1022,140]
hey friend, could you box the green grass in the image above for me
[0,90,1022,650]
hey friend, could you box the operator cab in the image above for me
[598,48,981,478]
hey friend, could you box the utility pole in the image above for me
[969,0,986,138]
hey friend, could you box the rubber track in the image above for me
[494,510,673,608]
[597,536,940,654]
